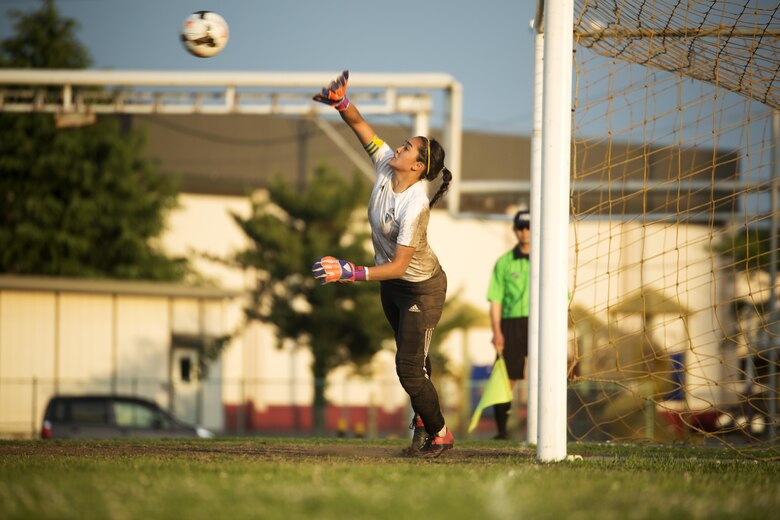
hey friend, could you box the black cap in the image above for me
[513,210,530,230]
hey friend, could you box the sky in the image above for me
[0,0,540,135]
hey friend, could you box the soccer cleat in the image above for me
[406,415,427,454]
[417,427,454,458]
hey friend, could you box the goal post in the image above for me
[526,2,546,449]
[537,0,575,462]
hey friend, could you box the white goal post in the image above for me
[535,0,574,463]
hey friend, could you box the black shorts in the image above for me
[500,317,528,380]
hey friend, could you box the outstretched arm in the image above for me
[339,103,376,148]
[313,69,376,147]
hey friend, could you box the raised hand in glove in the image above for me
[312,255,367,284]
[312,69,350,111]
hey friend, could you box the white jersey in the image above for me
[366,141,441,282]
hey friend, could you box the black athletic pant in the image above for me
[380,269,447,436]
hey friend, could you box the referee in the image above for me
[486,209,531,440]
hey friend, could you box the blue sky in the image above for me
[1,0,539,135]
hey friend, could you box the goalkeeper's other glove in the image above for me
[313,69,350,111]
[312,256,367,284]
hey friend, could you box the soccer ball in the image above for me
[181,11,229,58]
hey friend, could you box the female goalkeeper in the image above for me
[311,70,453,458]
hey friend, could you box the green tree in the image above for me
[714,226,779,328]
[714,227,779,274]
[429,290,490,376]
[232,167,393,434]
[0,0,190,281]
[0,0,90,69]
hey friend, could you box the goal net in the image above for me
[567,0,779,457]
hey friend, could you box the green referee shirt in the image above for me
[487,247,530,318]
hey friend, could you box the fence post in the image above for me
[31,377,38,438]
[238,378,246,435]
[460,329,471,438]
[645,397,655,440]
[367,392,377,439]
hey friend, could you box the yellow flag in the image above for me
[468,356,513,432]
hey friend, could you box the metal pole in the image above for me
[415,105,438,212]
[238,377,246,435]
[768,110,779,440]
[0,69,462,89]
[111,295,118,394]
[445,82,464,215]
[297,119,309,193]
[414,108,432,202]
[32,377,38,438]
[461,330,472,438]
[527,8,545,446]
[537,0,574,462]
[311,118,374,181]
[54,293,60,395]
[290,344,298,431]
[413,110,430,139]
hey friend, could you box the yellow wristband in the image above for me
[363,135,384,157]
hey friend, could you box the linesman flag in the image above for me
[468,355,513,432]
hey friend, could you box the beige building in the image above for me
[0,275,236,437]
[0,114,752,439]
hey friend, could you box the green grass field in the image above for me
[1,438,778,519]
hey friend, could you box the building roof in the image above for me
[0,274,240,299]
[130,114,532,214]
[130,114,738,218]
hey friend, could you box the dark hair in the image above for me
[415,136,452,208]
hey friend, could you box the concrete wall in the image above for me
[0,286,229,437]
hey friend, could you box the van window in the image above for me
[70,400,109,424]
[113,401,169,429]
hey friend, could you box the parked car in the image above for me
[41,395,215,439]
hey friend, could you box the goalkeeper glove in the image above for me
[313,69,350,111]
[312,256,367,284]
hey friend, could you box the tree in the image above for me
[714,226,779,329]
[0,0,190,281]
[231,166,393,434]
[428,289,490,376]
[0,0,90,69]
[714,227,779,274]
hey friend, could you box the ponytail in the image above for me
[429,168,451,208]
[416,136,451,208]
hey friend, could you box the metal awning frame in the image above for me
[0,69,465,213]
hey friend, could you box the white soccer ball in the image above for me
[181,11,229,58]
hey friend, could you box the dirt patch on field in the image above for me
[0,440,535,463]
